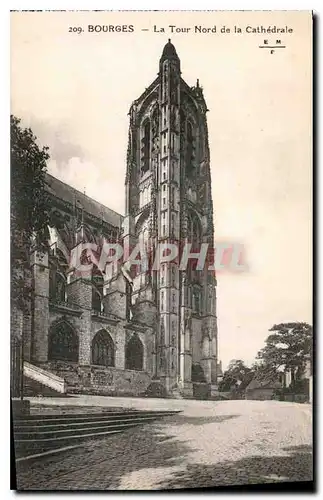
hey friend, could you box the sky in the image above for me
[11,10,312,369]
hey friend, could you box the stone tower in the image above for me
[123,40,218,397]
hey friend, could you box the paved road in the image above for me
[16,398,312,490]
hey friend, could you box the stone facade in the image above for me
[17,41,218,398]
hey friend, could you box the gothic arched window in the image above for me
[125,335,144,371]
[92,330,115,367]
[188,212,202,248]
[141,120,150,174]
[163,63,168,101]
[151,106,159,138]
[56,273,66,302]
[48,321,79,363]
[92,265,104,313]
[92,286,103,313]
[186,121,195,177]
[49,250,68,303]
[193,286,202,315]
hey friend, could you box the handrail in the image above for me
[24,362,66,393]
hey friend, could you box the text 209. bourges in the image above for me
[68,25,135,34]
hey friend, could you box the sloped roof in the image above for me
[46,173,123,229]
[246,377,281,391]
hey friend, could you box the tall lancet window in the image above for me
[163,63,168,101]
[186,121,195,177]
[141,120,150,174]
[188,212,201,249]
[187,212,202,282]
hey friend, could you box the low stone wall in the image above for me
[274,393,309,403]
[42,362,152,397]
[245,388,274,400]
[11,398,30,418]
[193,382,211,400]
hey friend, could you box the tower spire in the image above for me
[159,39,180,71]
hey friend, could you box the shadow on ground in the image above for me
[15,415,312,491]
[16,422,196,490]
[163,414,240,426]
[158,444,313,490]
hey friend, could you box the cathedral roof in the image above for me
[45,173,123,228]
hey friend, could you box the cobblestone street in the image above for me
[15,398,313,490]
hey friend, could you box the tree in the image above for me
[218,359,252,392]
[256,322,312,384]
[11,115,50,310]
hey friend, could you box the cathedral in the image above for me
[13,40,218,399]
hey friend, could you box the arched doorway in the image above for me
[125,335,144,371]
[48,321,79,362]
[91,330,115,367]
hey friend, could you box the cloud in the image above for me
[17,115,86,169]
[48,157,124,215]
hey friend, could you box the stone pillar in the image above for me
[200,333,212,384]
[30,249,49,363]
[103,272,127,320]
[178,305,193,396]
[67,270,92,366]
[122,214,136,262]
[114,322,126,369]
[211,335,217,384]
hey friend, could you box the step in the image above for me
[13,410,180,461]
[17,409,140,419]
[14,419,150,440]
[14,410,179,426]
[14,429,124,460]
[14,415,162,435]
[15,414,160,429]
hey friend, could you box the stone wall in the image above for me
[191,317,202,364]
[193,382,211,400]
[245,388,274,401]
[43,361,152,396]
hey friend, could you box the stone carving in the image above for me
[92,370,113,387]
[201,324,211,341]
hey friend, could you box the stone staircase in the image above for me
[13,408,180,460]
[23,362,67,396]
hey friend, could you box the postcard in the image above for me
[11,10,313,491]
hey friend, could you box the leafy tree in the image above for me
[218,359,252,391]
[11,115,50,310]
[256,322,312,384]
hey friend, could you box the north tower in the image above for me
[123,40,218,397]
